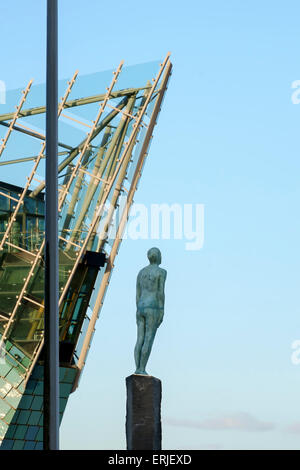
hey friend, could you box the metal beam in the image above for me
[0,121,73,150]
[0,151,69,166]
[0,80,33,158]
[0,87,148,123]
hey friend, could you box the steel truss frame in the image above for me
[0,54,172,387]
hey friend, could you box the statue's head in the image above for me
[147,247,162,265]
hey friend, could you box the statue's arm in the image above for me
[157,269,167,326]
[136,271,141,308]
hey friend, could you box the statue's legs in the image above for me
[138,308,158,375]
[134,313,145,373]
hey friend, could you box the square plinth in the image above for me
[126,374,162,450]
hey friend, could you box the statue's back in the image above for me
[137,265,165,310]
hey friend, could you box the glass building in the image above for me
[0,56,172,449]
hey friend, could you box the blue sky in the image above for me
[1,0,300,450]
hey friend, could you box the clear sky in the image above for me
[1,0,300,450]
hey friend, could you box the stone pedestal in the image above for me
[126,374,162,450]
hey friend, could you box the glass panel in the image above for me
[0,59,167,374]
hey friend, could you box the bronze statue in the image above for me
[134,247,167,375]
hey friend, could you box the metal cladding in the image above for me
[0,56,171,449]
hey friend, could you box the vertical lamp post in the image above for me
[44,0,59,450]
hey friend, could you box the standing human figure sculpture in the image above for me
[134,247,167,375]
